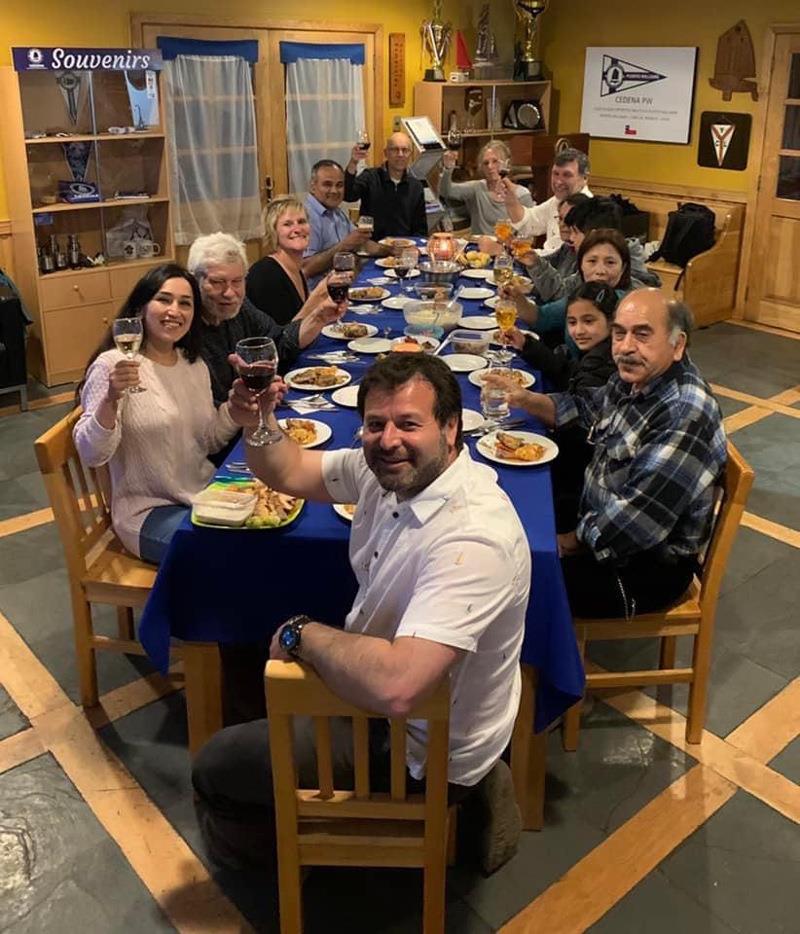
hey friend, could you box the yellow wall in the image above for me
[540,0,799,192]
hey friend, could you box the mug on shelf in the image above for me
[122,240,138,262]
[136,240,162,260]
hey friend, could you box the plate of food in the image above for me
[277,418,332,448]
[379,237,416,250]
[462,408,484,432]
[381,295,411,310]
[490,328,538,345]
[332,502,357,522]
[391,335,440,353]
[476,431,558,467]
[331,384,360,408]
[322,322,377,340]
[458,286,495,301]
[468,368,535,389]
[374,256,400,268]
[459,315,498,330]
[384,268,421,279]
[285,366,351,391]
[192,480,304,529]
[484,295,501,309]
[443,353,488,373]
[456,250,492,269]
[349,286,390,302]
[348,337,392,354]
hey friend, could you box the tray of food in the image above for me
[285,366,351,390]
[192,480,304,528]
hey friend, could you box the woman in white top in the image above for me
[74,264,243,564]
[438,139,534,235]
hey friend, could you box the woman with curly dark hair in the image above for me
[74,264,243,563]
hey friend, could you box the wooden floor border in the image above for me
[741,512,800,550]
[0,727,45,773]
[723,405,773,435]
[710,383,800,420]
[0,389,74,419]
[0,611,250,932]
[726,677,800,764]
[500,764,736,934]
[0,506,54,540]
[727,319,800,342]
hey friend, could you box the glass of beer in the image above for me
[494,299,517,364]
[511,237,533,262]
[494,218,513,246]
[493,253,514,288]
[357,215,374,236]
[112,316,146,393]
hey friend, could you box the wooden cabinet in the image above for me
[413,79,551,178]
[0,63,174,386]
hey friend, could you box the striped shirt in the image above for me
[551,358,727,565]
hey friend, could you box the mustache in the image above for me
[615,354,641,364]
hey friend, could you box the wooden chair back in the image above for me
[266,660,451,933]
[34,407,114,582]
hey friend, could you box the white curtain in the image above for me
[284,57,365,194]
[163,55,264,244]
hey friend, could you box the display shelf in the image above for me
[31,196,169,215]
[36,253,175,281]
[25,131,165,144]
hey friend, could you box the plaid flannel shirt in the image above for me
[551,358,727,565]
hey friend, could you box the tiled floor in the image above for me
[0,318,798,933]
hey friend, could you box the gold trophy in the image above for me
[421,0,452,82]
[513,0,547,81]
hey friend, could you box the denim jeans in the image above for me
[138,504,189,565]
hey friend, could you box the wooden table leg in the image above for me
[182,642,223,757]
[510,664,547,831]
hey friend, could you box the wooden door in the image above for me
[748,32,800,332]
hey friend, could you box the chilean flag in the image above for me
[624,124,637,136]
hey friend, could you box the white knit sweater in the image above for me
[74,349,238,557]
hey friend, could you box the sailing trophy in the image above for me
[513,0,547,81]
[421,0,452,82]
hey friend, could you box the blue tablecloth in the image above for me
[139,245,584,730]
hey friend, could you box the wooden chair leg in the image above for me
[510,665,546,831]
[562,699,582,752]
[446,807,458,866]
[72,593,98,707]
[116,606,135,641]
[686,627,713,744]
[422,835,447,934]
[183,642,223,757]
[276,849,304,934]
[659,635,677,669]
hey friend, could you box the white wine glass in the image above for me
[236,337,282,447]
[112,316,146,393]
[493,253,514,289]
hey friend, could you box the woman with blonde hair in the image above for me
[438,139,534,235]
[246,197,329,325]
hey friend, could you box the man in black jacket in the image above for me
[344,132,428,241]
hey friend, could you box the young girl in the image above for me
[74,264,242,564]
[489,281,618,532]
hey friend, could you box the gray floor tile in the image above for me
[647,790,800,934]
[690,323,800,398]
[729,413,800,530]
[0,403,72,482]
[450,705,693,930]
[769,736,800,786]
[0,753,174,933]
[717,394,749,419]
[0,523,65,588]
[0,471,51,521]
[0,684,28,739]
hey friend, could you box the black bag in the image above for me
[650,202,716,268]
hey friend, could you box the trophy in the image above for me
[421,0,452,82]
[513,0,547,81]
[474,4,499,67]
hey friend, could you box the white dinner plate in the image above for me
[284,368,351,391]
[378,237,416,249]
[332,502,357,522]
[374,257,399,268]
[384,268,421,279]
[460,268,493,280]
[476,430,559,467]
[348,287,390,302]
[331,384,360,407]
[468,368,535,389]
[443,353,489,373]
[277,418,333,449]
[458,286,495,301]
[459,315,498,330]
[484,295,501,309]
[381,295,411,310]
[322,322,378,340]
[391,335,440,352]
[461,408,485,431]
[348,337,392,353]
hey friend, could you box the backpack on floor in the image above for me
[650,202,716,268]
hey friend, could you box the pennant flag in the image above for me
[456,31,472,70]
[711,122,736,166]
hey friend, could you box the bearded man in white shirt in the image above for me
[192,354,531,873]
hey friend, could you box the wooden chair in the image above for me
[563,441,753,749]
[509,663,547,832]
[266,660,454,934]
[34,407,158,707]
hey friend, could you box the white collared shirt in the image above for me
[513,183,593,253]
[322,447,531,786]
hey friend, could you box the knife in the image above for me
[464,418,526,436]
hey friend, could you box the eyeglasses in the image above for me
[206,277,244,291]
[387,146,411,155]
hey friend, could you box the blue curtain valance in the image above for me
[157,37,259,64]
[279,42,364,65]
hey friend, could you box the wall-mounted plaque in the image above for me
[389,33,405,107]
[697,111,751,170]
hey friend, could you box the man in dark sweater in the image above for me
[187,233,344,404]
[344,132,428,242]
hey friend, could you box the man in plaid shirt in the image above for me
[488,288,726,618]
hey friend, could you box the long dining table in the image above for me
[138,242,585,762]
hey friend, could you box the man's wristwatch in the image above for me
[278,614,311,657]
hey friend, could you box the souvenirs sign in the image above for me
[12,47,163,72]
[580,47,697,143]
[697,112,751,171]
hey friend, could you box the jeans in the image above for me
[138,504,189,565]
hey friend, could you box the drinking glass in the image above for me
[492,253,514,288]
[494,218,513,247]
[236,337,282,447]
[333,251,356,282]
[357,128,371,152]
[493,299,517,365]
[357,215,374,237]
[396,246,420,295]
[327,271,351,304]
[481,365,511,422]
[498,159,511,180]
[112,316,146,393]
[446,127,462,165]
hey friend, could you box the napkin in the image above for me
[349,304,376,315]
[288,399,334,414]
[367,276,392,286]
